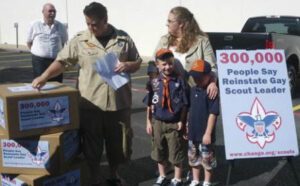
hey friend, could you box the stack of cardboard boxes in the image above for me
[0,82,87,186]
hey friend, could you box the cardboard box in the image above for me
[0,159,88,186]
[0,82,79,138]
[0,130,80,175]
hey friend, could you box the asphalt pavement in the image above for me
[0,44,300,186]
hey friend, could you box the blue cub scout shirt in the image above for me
[147,73,188,122]
[188,86,220,142]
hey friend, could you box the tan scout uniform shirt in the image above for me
[155,34,217,72]
[56,26,142,111]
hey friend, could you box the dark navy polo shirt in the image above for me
[188,86,219,142]
[147,72,188,123]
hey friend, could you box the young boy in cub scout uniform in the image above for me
[31,2,142,186]
[143,60,159,105]
[145,48,188,186]
[187,60,219,186]
[146,60,159,92]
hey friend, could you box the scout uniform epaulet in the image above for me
[76,31,85,36]
[75,31,96,48]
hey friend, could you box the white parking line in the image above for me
[0,53,31,58]
[0,59,30,62]
[131,75,147,80]
[131,87,147,93]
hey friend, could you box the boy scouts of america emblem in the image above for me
[28,147,49,165]
[48,101,67,123]
[236,98,281,149]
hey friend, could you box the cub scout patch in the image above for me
[151,78,159,91]
[85,42,96,48]
[118,41,125,47]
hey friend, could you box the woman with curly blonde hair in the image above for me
[155,6,218,99]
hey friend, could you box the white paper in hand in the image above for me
[93,52,129,90]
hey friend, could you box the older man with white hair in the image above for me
[27,3,68,82]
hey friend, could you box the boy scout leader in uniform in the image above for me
[32,2,142,186]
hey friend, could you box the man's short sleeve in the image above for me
[26,22,35,43]
[56,37,79,70]
[127,37,142,63]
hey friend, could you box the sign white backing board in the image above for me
[217,49,299,160]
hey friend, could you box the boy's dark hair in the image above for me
[83,2,107,20]
[147,60,158,75]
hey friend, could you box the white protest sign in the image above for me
[217,49,299,160]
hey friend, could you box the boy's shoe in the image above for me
[189,180,200,186]
[202,181,212,186]
[168,178,183,186]
[153,176,170,186]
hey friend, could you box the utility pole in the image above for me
[65,0,69,32]
[14,22,18,48]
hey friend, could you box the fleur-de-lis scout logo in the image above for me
[48,101,66,122]
[236,98,281,149]
[28,146,49,165]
